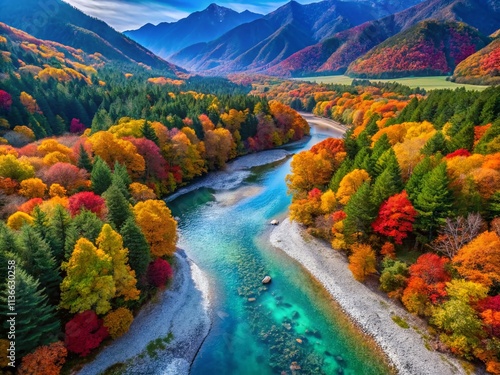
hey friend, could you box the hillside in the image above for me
[346,21,488,78]
[169,0,398,74]
[268,0,500,77]
[452,38,500,85]
[0,0,184,75]
[124,4,262,59]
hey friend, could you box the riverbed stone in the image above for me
[262,276,272,284]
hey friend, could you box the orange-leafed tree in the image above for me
[19,178,47,199]
[348,243,377,282]
[103,307,134,339]
[453,231,500,287]
[336,169,371,205]
[134,200,178,258]
[18,341,67,375]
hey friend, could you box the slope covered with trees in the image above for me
[285,81,500,372]
[268,0,500,77]
[0,0,183,74]
[452,38,500,85]
[347,21,488,78]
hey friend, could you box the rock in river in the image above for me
[270,219,279,225]
[262,276,272,284]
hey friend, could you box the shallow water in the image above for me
[169,124,391,375]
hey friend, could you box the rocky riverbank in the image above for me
[270,218,470,375]
[77,250,211,375]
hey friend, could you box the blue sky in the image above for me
[64,0,317,31]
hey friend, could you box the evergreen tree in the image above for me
[0,269,60,357]
[17,226,61,303]
[371,133,391,163]
[103,185,132,230]
[343,128,358,160]
[91,156,112,195]
[64,210,104,259]
[422,131,448,156]
[406,156,433,202]
[344,182,377,243]
[120,218,151,285]
[48,205,72,264]
[373,148,399,177]
[329,159,353,191]
[487,191,500,220]
[77,144,92,172]
[91,108,112,133]
[306,96,316,112]
[141,120,159,145]
[112,162,131,200]
[32,206,59,253]
[352,147,373,175]
[414,163,454,242]
[449,123,474,152]
[371,165,403,208]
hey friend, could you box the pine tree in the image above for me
[329,159,353,191]
[0,269,60,357]
[343,128,358,160]
[450,123,474,152]
[32,206,59,252]
[91,109,112,133]
[414,163,454,242]
[141,120,159,145]
[371,133,391,163]
[352,148,373,175]
[48,205,72,264]
[17,226,61,303]
[487,191,500,220]
[422,131,448,156]
[103,185,132,230]
[77,144,92,172]
[64,210,104,259]
[120,218,151,285]
[406,156,433,202]
[371,168,402,209]
[112,162,131,199]
[344,182,377,243]
[91,156,112,195]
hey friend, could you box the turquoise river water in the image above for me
[169,119,391,375]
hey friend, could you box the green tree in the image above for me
[422,131,448,156]
[49,205,72,263]
[120,218,151,285]
[414,163,454,242]
[329,159,353,191]
[91,109,113,133]
[141,120,159,145]
[77,144,92,172]
[103,185,132,230]
[64,210,104,259]
[91,156,112,195]
[0,269,60,357]
[344,182,377,243]
[17,226,61,303]
[112,162,131,200]
[371,155,403,207]
[406,156,433,202]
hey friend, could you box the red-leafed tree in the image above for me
[64,310,109,357]
[0,90,12,111]
[68,192,106,218]
[147,258,173,288]
[128,138,167,180]
[70,118,86,134]
[372,191,418,244]
[445,149,471,159]
[402,253,451,316]
[43,162,88,192]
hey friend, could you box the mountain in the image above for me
[0,0,184,76]
[452,38,500,85]
[170,0,403,74]
[268,0,500,77]
[124,4,262,59]
[347,21,488,78]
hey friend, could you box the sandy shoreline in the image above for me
[77,250,211,375]
[270,218,470,375]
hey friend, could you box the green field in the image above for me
[297,75,489,91]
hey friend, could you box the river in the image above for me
[168,113,391,375]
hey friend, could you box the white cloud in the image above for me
[64,0,190,31]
